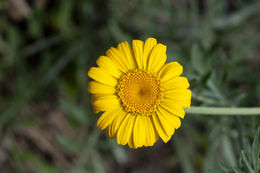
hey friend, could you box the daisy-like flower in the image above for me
[88,37,191,149]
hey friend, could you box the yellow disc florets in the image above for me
[117,70,163,115]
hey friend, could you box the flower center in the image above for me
[117,70,163,115]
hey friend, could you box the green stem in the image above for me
[186,106,260,115]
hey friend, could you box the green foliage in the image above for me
[0,0,259,172]
[220,127,260,173]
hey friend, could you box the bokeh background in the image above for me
[0,0,260,173]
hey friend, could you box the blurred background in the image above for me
[0,0,260,172]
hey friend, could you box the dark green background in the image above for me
[0,0,259,172]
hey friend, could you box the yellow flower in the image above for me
[88,37,191,149]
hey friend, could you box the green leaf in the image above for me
[110,141,127,165]
[10,144,62,173]
[56,0,75,36]
[60,100,91,126]
[191,44,204,75]
[214,1,260,29]
[173,135,196,173]
[241,150,254,173]
[232,167,244,173]
[222,135,237,168]
[0,0,6,9]
[201,71,212,86]
[55,135,82,154]
[252,127,260,173]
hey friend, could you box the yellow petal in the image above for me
[106,47,129,73]
[88,81,116,94]
[151,112,171,143]
[163,77,190,91]
[143,38,157,70]
[163,95,191,109]
[157,106,181,129]
[91,94,108,104]
[155,110,175,137]
[97,109,122,130]
[143,116,150,147]
[96,56,122,78]
[107,108,127,138]
[147,43,167,74]
[159,62,183,83]
[88,67,118,87]
[160,99,186,118]
[149,116,160,144]
[117,114,136,145]
[163,89,192,109]
[164,89,192,102]
[127,130,135,149]
[132,40,144,69]
[117,41,137,70]
[92,95,121,113]
[91,94,103,113]
[133,115,146,148]
[144,116,158,146]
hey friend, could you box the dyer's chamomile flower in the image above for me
[88,37,191,149]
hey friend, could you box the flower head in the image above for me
[88,37,191,149]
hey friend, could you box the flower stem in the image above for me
[186,106,260,115]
